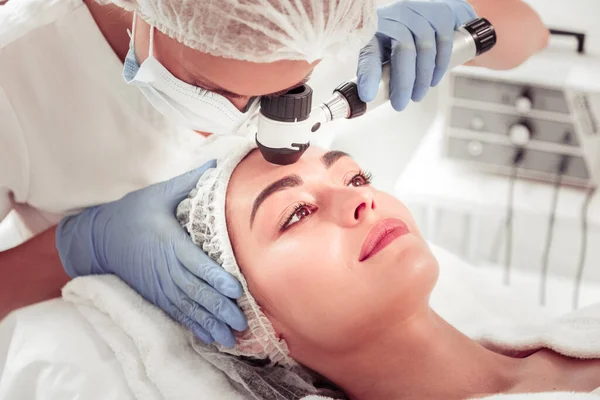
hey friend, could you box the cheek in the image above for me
[240,228,363,350]
[245,230,344,315]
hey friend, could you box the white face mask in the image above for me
[122,15,259,135]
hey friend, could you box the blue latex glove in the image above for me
[56,160,247,347]
[357,0,477,111]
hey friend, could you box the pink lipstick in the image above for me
[359,218,409,262]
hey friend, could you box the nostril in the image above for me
[354,203,366,220]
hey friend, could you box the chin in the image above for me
[373,234,440,309]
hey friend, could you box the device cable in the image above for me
[539,155,569,306]
[572,186,596,310]
[504,148,525,285]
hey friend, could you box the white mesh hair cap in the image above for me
[96,0,377,63]
[176,135,295,367]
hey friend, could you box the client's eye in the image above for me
[280,203,316,231]
[347,170,373,187]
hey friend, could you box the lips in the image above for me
[359,218,410,262]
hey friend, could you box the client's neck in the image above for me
[312,307,522,400]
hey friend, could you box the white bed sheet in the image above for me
[0,299,133,400]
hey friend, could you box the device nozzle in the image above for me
[256,138,309,165]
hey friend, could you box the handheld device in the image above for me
[256,17,497,165]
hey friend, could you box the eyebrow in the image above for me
[249,150,351,228]
[250,174,303,228]
[321,150,349,168]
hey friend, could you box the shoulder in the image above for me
[0,0,83,50]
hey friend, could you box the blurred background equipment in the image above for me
[443,34,600,187]
[395,21,600,316]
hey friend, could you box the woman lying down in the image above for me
[173,137,600,400]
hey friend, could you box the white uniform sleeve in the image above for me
[0,85,29,223]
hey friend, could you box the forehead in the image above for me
[230,147,323,193]
[226,147,353,208]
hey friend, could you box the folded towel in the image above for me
[429,246,552,338]
[62,275,246,400]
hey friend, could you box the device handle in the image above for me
[360,26,479,111]
[549,28,586,54]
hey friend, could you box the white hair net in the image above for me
[189,340,344,399]
[176,135,292,366]
[176,136,346,398]
[97,0,377,63]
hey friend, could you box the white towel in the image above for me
[301,395,600,400]
[61,246,600,400]
[429,248,600,362]
[302,392,598,400]
[62,275,246,400]
[302,396,600,400]
[429,246,553,337]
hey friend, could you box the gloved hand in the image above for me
[357,0,477,111]
[56,160,247,347]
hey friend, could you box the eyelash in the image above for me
[217,90,246,100]
[278,170,373,232]
[191,81,246,100]
[350,170,373,187]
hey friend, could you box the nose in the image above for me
[329,186,375,227]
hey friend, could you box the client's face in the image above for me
[226,148,439,358]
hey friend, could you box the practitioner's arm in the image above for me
[467,0,550,69]
[0,226,69,320]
